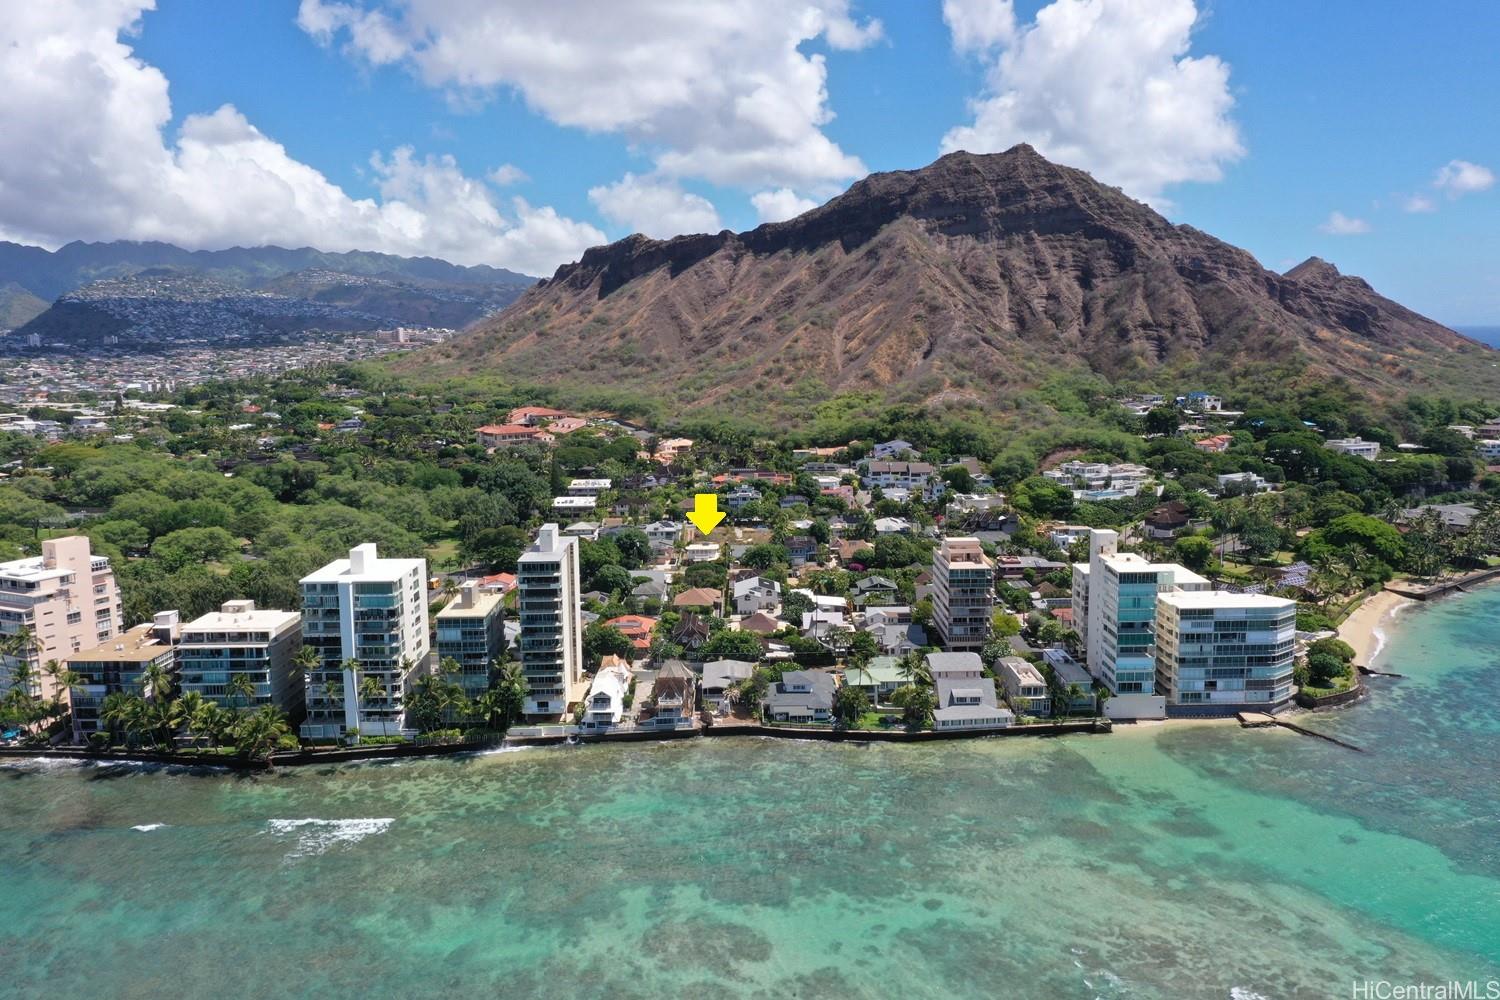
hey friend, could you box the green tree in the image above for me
[832,684,870,729]
[889,684,935,730]
[699,629,764,662]
[1174,534,1214,571]
[583,622,635,665]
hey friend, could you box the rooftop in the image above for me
[68,623,173,664]
[1157,590,1295,610]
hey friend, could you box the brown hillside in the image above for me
[400,145,1498,416]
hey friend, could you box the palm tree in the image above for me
[41,659,82,724]
[99,691,137,746]
[340,658,362,739]
[234,705,291,763]
[177,692,209,746]
[227,672,257,712]
[359,674,385,719]
[293,644,320,691]
[147,697,184,749]
[1063,682,1088,718]
[138,661,175,704]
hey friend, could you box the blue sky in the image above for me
[1,1,1496,322]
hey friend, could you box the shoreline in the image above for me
[1338,589,1414,669]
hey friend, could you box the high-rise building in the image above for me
[517,524,584,720]
[178,600,304,719]
[1070,529,1208,695]
[1154,591,1297,712]
[66,615,179,742]
[0,536,123,704]
[435,581,506,719]
[931,537,994,651]
[298,544,429,739]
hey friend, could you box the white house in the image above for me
[926,652,1014,730]
[1325,437,1381,461]
[582,662,633,730]
[732,576,782,616]
[871,439,920,460]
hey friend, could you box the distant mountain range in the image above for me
[400,145,1500,419]
[0,240,539,346]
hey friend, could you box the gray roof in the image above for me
[764,670,836,711]
[701,659,756,689]
[925,651,984,675]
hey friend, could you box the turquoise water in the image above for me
[3,591,1500,998]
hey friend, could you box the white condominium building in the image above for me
[1154,591,1297,711]
[0,536,123,703]
[1071,529,1208,695]
[298,544,429,739]
[178,600,304,719]
[931,537,995,652]
[517,524,585,720]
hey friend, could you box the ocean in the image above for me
[2,587,1499,998]
[1457,326,1500,348]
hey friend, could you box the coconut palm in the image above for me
[291,644,321,692]
[101,692,147,747]
[234,705,291,763]
[41,659,82,724]
[322,675,344,712]
[177,692,209,746]
[227,671,258,712]
[147,697,185,749]
[137,660,175,703]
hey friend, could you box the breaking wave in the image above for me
[266,817,394,858]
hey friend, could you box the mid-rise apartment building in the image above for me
[0,536,123,704]
[931,537,994,652]
[517,524,584,720]
[1071,529,1208,696]
[178,600,304,719]
[1154,591,1297,712]
[298,544,429,740]
[66,615,179,741]
[435,581,506,714]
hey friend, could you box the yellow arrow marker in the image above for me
[686,493,726,535]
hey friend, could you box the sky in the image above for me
[0,1,1496,323]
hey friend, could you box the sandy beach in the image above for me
[1338,589,1414,668]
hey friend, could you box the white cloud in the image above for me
[1434,159,1495,197]
[940,0,1243,204]
[751,188,820,223]
[588,174,722,239]
[1318,211,1371,236]
[0,1,602,273]
[487,163,528,186]
[1403,193,1436,214]
[296,0,879,191]
[942,0,1016,53]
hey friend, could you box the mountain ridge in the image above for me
[400,145,1496,416]
[0,239,537,302]
[0,240,542,347]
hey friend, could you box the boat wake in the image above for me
[130,823,168,832]
[266,817,394,858]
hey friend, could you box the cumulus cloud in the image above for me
[1318,211,1371,236]
[1403,193,1436,214]
[296,0,880,191]
[1433,159,1495,197]
[0,1,602,273]
[487,163,528,186]
[587,174,722,238]
[751,188,820,223]
[942,0,1016,53]
[940,0,1243,204]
